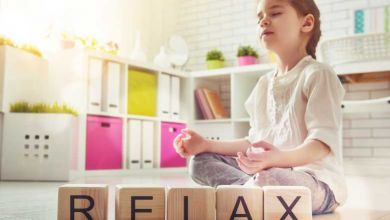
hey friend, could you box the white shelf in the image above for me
[87,112,126,118]
[77,48,189,78]
[233,118,250,122]
[127,114,159,121]
[85,112,188,124]
[191,63,274,78]
[334,59,390,75]
[341,96,390,113]
[192,119,232,124]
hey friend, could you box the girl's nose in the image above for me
[260,17,270,28]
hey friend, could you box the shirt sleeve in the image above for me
[303,66,345,156]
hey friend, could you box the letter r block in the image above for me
[263,186,312,220]
[115,185,165,220]
[216,185,263,220]
[167,186,215,220]
[58,184,108,220]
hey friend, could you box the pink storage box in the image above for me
[86,115,123,170]
[160,122,187,167]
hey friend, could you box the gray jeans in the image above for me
[189,152,339,215]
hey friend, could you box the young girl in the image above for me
[174,0,346,215]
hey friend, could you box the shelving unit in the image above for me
[0,47,192,177]
[336,60,390,113]
[189,64,274,141]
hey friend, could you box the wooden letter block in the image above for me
[216,185,263,220]
[58,184,108,220]
[167,186,216,220]
[263,186,312,220]
[115,185,165,220]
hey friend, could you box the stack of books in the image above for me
[194,88,228,119]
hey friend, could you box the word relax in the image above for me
[58,184,312,220]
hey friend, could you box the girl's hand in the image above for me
[236,140,285,174]
[173,128,208,158]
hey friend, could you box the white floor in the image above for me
[0,170,390,220]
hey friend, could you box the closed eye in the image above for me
[271,12,282,17]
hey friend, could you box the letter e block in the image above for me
[115,185,165,220]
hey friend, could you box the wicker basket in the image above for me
[319,33,390,66]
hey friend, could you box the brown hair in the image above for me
[288,0,321,59]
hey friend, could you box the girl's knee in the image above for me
[188,153,214,184]
[253,168,292,186]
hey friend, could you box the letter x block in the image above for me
[167,186,215,220]
[263,186,312,220]
[58,184,108,220]
[115,185,165,220]
[216,185,263,220]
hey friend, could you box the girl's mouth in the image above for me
[262,31,274,38]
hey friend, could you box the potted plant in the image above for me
[1,101,78,181]
[237,45,258,66]
[60,32,76,49]
[206,49,225,69]
[1,35,42,57]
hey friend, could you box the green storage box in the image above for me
[128,69,157,116]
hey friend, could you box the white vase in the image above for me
[153,46,171,68]
[130,31,147,62]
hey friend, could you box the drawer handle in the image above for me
[91,102,100,106]
[101,122,111,128]
[169,127,177,133]
[109,104,118,108]
[162,111,169,114]
[131,160,139,164]
[144,160,152,163]
[173,112,179,115]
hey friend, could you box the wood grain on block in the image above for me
[58,184,108,220]
[263,186,312,220]
[115,185,165,220]
[216,185,263,220]
[167,186,216,220]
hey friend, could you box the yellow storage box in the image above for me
[128,69,157,116]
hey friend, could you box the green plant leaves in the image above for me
[10,101,78,116]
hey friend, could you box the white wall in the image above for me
[174,0,390,163]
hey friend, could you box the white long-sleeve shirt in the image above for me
[244,55,347,205]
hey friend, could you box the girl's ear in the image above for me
[301,14,315,33]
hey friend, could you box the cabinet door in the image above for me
[142,121,155,168]
[160,122,186,167]
[158,73,171,119]
[88,59,103,112]
[86,116,122,170]
[106,62,120,113]
[128,119,142,169]
[170,76,180,120]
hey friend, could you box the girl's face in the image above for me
[256,0,312,54]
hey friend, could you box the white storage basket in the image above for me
[319,33,390,66]
[0,113,78,181]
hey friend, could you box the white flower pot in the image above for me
[0,113,78,181]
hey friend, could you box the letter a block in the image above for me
[216,185,263,220]
[167,186,215,220]
[58,184,108,220]
[263,186,312,220]
[115,185,165,220]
